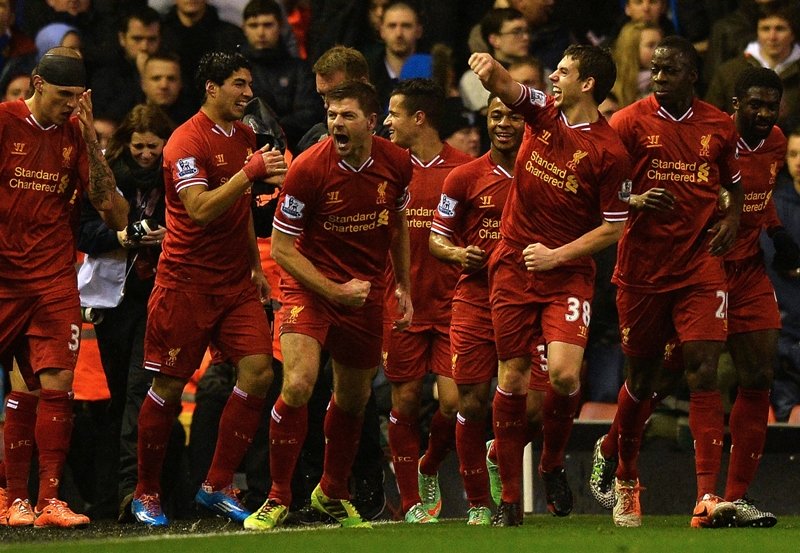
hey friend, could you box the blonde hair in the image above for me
[611,21,661,108]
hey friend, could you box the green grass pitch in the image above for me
[4,515,800,553]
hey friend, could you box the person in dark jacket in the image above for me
[240,0,322,153]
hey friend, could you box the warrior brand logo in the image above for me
[215,154,227,166]
[645,135,662,148]
[566,149,588,171]
[12,142,26,155]
[699,134,711,156]
[166,347,181,367]
[281,194,305,219]
[62,146,73,168]
[286,305,305,324]
[478,195,494,208]
[618,179,632,202]
[326,190,341,203]
[437,193,458,217]
[377,181,387,204]
[177,157,199,178]
[537,130,552,145]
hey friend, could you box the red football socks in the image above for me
[689,390,724,498]
[3,392,38,504]
[455,414,490,506]
[205,386,266,491]
[319,398,363,500]
[35,389,74,509]
[615,382,651,481]
[268,396,308,506]
[492,388,527,504]
[419,409,455,475]
[388,409,421,512]
[724,387,769,501]
[539,386,580,473]
[135,389,181,498]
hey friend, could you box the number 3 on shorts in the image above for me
[565,296,591,326]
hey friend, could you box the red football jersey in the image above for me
[611,96,742,291]
[725,124,786,261]
[384,143,473,326]
[0,100,90,297]
[273,136,412,294]
[158,111,257,294]
[503,84,631,276]
[431,152,512,310]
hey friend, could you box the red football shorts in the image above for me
[490,241,593,360]
[279,287,383,370]
[617,281,727,358]
[144,286,272,379]
[725,256,781,335]
[383,323,451,383]
[0,287,81,391]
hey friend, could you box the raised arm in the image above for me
[468,52,524,108]
[77,90,128,231]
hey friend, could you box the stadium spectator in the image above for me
[245,80,412,530]
[382,79,473,524]
[0,47,128,528]
[365,1,425,109]
[602,36,743,529]
[429,94,526,525]
[0,0,36,95]
[2,71,31,102]
[77,104,175,521]
[240,0,323,153]
[610,21,663,108]
[90,6,162,123]
[706,2,800,132]
[469,44,631,525]
[140,51,196,126]
[131,51,286,528]
[34,22,81,61]
[159,0,246,106]
[702,0,781,90]
[508,0,573,73]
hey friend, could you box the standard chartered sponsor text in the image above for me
[9,167,61,191]
[324,210,388,232]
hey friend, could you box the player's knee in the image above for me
[458,394,489,421]
[549,371,579,396]
[739,366,773,390]
[36,368,74,392]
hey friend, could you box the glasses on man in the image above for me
[499,28,530,38]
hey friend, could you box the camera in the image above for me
[81,306,104,325]
[126,218,158,242]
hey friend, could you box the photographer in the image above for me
[77,104,178,520]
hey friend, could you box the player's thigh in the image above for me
[617,288,675,358]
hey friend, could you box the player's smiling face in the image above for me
[487,96,524,155]
[213,68,253,122]
[548,56,583,109]
[327,97,376,165]
[383,94,417,148]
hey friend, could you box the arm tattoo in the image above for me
[86,141,116,208]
